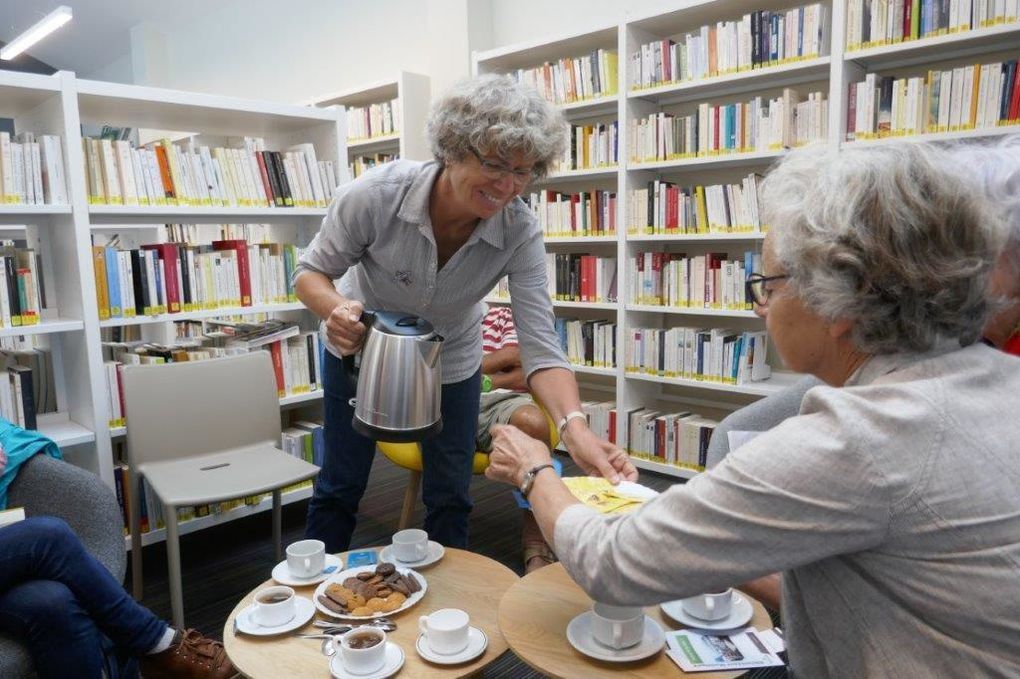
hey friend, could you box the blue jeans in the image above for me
[306,352,481,552]
[0,517,166,679]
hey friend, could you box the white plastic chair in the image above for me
[122,352,320,628]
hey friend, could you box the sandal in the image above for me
[522,541,557,574]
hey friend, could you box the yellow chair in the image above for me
[376,399,559,530]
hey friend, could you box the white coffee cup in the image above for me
[418,608,470,655]
[392,528,428,563]
[681,589,734,621]
[286,539,326,578]
[590,602,644,650]
[251,585,296,627]
[338,627,387,674]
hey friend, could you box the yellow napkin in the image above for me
[563,477,645,514]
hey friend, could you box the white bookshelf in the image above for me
[471,1,1019,479]
[310,71,431,177]
[0,70,345,547]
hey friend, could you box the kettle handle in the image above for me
[339,309,376,393]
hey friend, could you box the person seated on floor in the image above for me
[0,422,236,679]
[477,304,557,573]
[485,141,1020,677]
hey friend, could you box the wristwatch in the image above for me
[520,463,555,499]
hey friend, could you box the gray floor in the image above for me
[127,451,686,677]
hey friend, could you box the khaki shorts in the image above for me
[476,391,535,452]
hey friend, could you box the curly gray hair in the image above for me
[949,134,1020,273]
[761,142,1005,354]
[426,74,568,179]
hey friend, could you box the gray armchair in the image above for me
[0,454,127,678]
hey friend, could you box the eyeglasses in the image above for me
[469,148,535,187]
[745,273,790,307]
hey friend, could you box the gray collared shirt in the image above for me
[555,340,1020,677]
[294,159,569,383]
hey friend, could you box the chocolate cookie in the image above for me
[376,562,396,576]
[318,594,347,614]
[356,571,375,581]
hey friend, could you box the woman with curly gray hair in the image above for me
[295,74,635,552]
[484,141,1020,677]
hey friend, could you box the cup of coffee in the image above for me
[286,539,326,578]
[338,627,387,674]
[418,608,470,655]
[681,589,734,621]
[392,528,428,563]
[251,585,296,627]
[590,602,644,650]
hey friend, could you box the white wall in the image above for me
[488,0,691,47]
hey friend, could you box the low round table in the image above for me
[499,563,773,678]
[224,547,517,678]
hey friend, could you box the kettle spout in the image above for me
[418,334,444,368]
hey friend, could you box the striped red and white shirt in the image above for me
[482,306,517,354]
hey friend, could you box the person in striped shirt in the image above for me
[477,305,557,573]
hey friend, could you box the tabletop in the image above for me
[224,547,518,678]
[498,562,774,679]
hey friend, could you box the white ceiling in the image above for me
[0,0,213,75]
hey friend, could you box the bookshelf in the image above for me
[473,1,1019,479]
[0,69,345,547]
[309,71,431,179]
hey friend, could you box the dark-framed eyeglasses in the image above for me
[745,273,790,307]
[469,148,535,187]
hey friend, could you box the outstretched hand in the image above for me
[326,299,367,355]
[561,424,638,484]
[486,425,553,486]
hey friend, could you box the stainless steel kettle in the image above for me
[342,310,444,442]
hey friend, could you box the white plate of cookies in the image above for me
[313,562,427,620]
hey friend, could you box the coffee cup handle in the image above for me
[418,616,429,637]
[612,622,623,647]
[303,557,311,571]
[705,597,715,615]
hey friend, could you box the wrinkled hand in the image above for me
[326,299,367,356]
[485,424,553,486]
[562,423,638,484]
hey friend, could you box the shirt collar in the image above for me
[396,160,509,250]
[844,337,964,387]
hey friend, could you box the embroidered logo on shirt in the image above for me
[395,271,412,286]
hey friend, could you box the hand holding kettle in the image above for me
[326,298,368,356]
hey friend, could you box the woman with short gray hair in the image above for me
[485,142,1020,677]
[295,75,635,552]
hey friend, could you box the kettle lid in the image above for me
[370,310,436,337]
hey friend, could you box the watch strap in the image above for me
[521,463,555,498]
[556,410,587,438]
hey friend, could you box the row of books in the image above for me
[0,243,44,327]
[82,136,337,208]
[510,49,619,105]
[282,420,325,468]
[555,317,616,368]
[103,326,323,427]
[0,363,38,430]
[628,90,828,162]
[847,60,1020,140]
[347,98,399,140]
[165,223,274,245]
[0,132,68,205]
[627,251,762,310]
[627,408,718,472]
[350,153,398,179]
[581,401,617,443]
[627,174,764,235]
[522,189,618,237]
[547,254,618,303]
[91,240,300,320]
[112,464,311,535]
[625,326,771,384]
[555,122,619,172]
[630,4,831,89]
[845,0,1019,50]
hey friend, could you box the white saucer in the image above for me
[329,642,404,679]
[234,596,316,636]
[271,554,343,587]
[660,592,754,630]
[378,541,445,569]
[415,626,488,664]
[565,612,665,663]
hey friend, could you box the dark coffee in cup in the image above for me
[346,631,382,649]
[257,592,291,604]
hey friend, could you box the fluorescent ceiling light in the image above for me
[1,6,74,61]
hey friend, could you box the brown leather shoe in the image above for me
[139,628,238,679]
